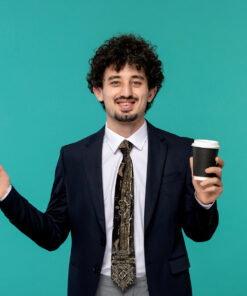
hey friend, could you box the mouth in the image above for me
[116,99,136,111]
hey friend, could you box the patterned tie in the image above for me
[111,140,136,292]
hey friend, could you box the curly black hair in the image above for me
[87,34,164,112]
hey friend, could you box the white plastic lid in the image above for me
[191,139,220,149]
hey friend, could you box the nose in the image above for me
[120,83,133,97]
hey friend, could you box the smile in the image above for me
[116,100,136,111]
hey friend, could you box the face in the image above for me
[93,63,157,127]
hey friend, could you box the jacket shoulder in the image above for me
[148,122,194,145]
[60,125,105,155]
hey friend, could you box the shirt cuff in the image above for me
[194,192,214,210]
[0,185,12,201]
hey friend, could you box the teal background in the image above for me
[0,0,246,295]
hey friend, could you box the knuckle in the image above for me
[212,186,217,191]
[213,177,218,182]
[216,179,222,185]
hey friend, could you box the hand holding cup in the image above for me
[189,140,224,205]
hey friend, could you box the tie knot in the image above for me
[119,140,133,155]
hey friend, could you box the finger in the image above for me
[205,167,222,179]
[0,165,7,175]
[200,177,223,187]
[216,157,224,168]
[202,185,223,193]
[189,157,193,176]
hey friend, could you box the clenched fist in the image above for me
[0,164,10,199]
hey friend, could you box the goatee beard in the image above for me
[114,112,138,122]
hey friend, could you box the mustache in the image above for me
[114,96,138,103]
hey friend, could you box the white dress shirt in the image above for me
[101,121,148,277]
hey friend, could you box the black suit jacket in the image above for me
[0,121,218,296]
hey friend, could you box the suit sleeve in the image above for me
[181,152,219,242]
[0,148,70,251]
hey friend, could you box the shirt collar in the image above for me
[104,120,148,153]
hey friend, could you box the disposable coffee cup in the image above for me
[192,139,220,180]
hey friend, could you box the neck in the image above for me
[106,117,145,138]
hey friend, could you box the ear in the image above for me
[93,87,104,102]
[147,86,158,103]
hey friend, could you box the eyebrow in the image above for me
[107,74,145,81]
[108,75,121,81]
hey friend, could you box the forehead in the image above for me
[103,63,146,79]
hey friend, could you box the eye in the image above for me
[133,81,142,86]
[110,81,120,86]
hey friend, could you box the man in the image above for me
[0,34,224,296]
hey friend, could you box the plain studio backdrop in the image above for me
[0,0,246,295]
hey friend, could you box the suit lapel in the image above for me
[144,122,168,233]
[83,126,106,235]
